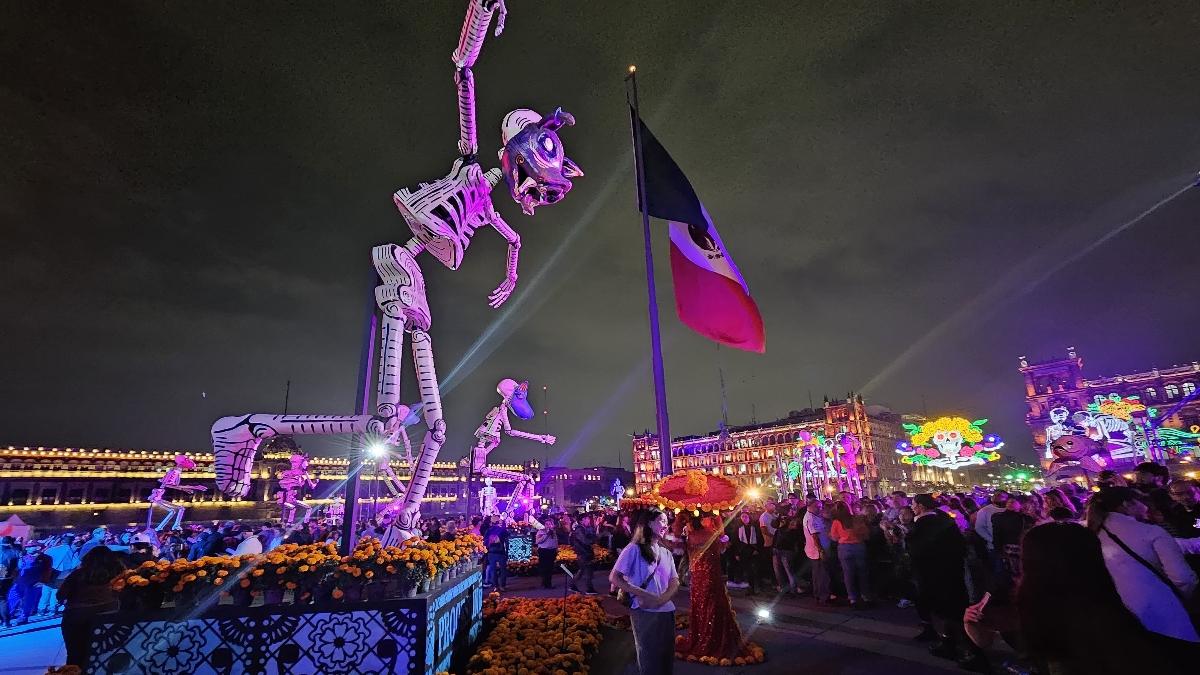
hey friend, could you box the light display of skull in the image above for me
[896,416,1001,469]
[499,107,583,215]
[930,428,968,463]
[174,454,197,470]
[289,453,308,471]
[1049,406,1070,426]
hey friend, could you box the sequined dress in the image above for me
[675,525,753,661]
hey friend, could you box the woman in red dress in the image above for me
[675,515,759,663]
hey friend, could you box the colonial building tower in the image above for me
[1019,347,1089,464]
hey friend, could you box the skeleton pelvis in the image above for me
[373,244,432,330]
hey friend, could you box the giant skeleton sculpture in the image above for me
[146,455,208,531]
[208,0,581,537]
[459,379,555,518]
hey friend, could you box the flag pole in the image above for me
[626,66,673,481]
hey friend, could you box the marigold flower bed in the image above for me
[109,535,485,607]
[467,593,606,675]
[506,544,612,576]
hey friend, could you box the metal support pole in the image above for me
[626,67,673,481]
[340,271,379,555]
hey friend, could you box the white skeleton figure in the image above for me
[326,496,346,527]
[1043,406,1074,460]
[208,0,581,539]
[479,477,498,517]
[146,455,208,531]
[1072,410,1137,461]
[278,453,319,526]
[376,403,423,498]
[459,379,555,518]
[611,478,624,508]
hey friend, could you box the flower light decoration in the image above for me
[1087,394,1146,421]
[895,416,1003,469]
[1156,424,1200,458]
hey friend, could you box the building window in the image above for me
[1166,384,1180,400]
[1184,382,1197,397]
[1144,387,1157,401]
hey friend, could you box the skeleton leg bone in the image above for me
[393,329,445,538]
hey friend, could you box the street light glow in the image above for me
[368,444,387,458]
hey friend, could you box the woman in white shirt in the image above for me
[610,509,680,675]
[1087,487,1198,644]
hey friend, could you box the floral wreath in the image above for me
[649,469,742,515]
[904,416,985,446]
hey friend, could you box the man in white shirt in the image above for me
[229,527,263,555]
[973,491,1008,552]
[803,499,831,603]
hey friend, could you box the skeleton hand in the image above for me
[488,275,518,308]
[541,434,557,445]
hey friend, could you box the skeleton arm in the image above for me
[487,208,521,308]
[452,0,508,158]
[500,406,555,444]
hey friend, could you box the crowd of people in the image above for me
[0,518,356,628]
[688,463,1200,674]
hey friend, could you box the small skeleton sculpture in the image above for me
[479,477,498,516]
[611,478,625,508]
[326,496,346,527]
[376,403,423,498]
[146,455,208,531]
[278,453,319,526]
[459,379,555,518]
[209,0,581,539]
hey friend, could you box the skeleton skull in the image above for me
[497,378,535,420]
[1049,406,1070,425]
[930,429,966,464]
[499,107,583,215]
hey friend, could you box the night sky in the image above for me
[4,1,1200,469]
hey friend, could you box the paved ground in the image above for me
[503,573,1000,675]
[0,622,63,675]
[0,573,1009,674]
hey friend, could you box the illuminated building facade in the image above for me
[1019,347,1200,469]
[537,466,634,511]
[632,397,924,499]
[0,445,534,529]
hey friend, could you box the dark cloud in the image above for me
[3,1,1199,467]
